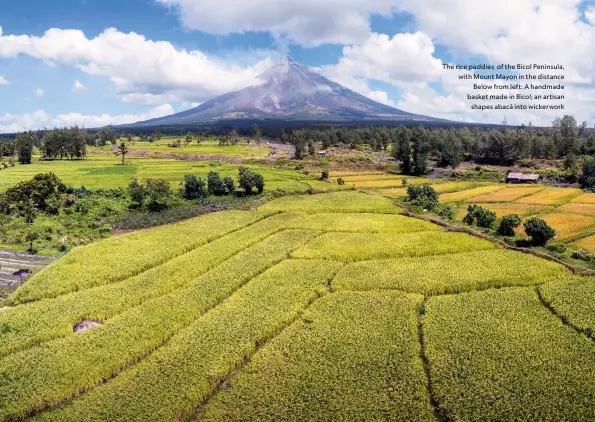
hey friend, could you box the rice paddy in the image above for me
[1,188,592,421]
[516,187,584,205]
[468,186,544,202]
[439,185,505,203]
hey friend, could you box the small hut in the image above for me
[507,172,539,184]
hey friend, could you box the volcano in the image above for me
[126,57,442,126]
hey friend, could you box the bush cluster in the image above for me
[406,185,439,210]
[463,205,496,228]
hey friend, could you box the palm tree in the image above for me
[115,141,129,165]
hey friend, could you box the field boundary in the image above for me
[535,287,594,342]
[190,265,344,421]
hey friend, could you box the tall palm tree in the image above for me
[115,141,129,165]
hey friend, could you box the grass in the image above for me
[333,249,568,295]
[30,260,342,422]
[285,212,440,233]
[0,214,301,357]
[468,186,544,202]
[125,138,266,158]
[439,185,505,203]
[516,187,584,205]
[259,191,400,214]
[349,179,432,188]
[431,181,481,193]
[199,291,434,422]
[377,187,408,198]
[7,210,268,305]
[424,288,595,421]
[292,231,498,262]
[539,277,595,338]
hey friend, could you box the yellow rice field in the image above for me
[440,186,505,203]
[455,203,550,220]
[570,193,595,204]
[517,213,595,240]
[516,188,584,205]
[559,203,595,216]
[575,235,595,252]
[468,186,544,203]
[377,188,408,198]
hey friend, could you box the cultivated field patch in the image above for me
[199,291,434,422]
[559,202,595,216]
[517,212,595,241]
[570,193,595,204]
[455,203,550,219]
[292,231,498,262]
[424,288,595,421]
[468,186,544,203]
[575,234,595,252]
[259,191,399,214]
[333,250,568,295]
[286,213,439,233]
[516,187,584,205]
[439,185,505,203]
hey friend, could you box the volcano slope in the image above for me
[0,192,593,422]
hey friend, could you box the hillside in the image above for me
[122,57,442,127]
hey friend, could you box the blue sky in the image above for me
[0,0,594,130]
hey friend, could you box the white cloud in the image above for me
[0,104,174,132]
[0,26,274,105]
[72,79,87,93]
[156,0,398,46]
[0,76,8,85]
[35,88,44,96]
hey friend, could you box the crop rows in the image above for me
[560,202,595,215]
[0,231,320,420]
[292,231,498,263]
[424,288,595,421]
[0,214,301,357]
[468,186,544,202]
[440,185,505,203]
[199,291,434,422]
[285,212,439,233]
[259,191,400,214]
[571,193,595,204]
[30,259,342,422]
[539,277,595,338]
[517,212,595,240]
[455,203,550,219]
[516,187,584,205]
[7,210,268,305]
[333,249,568,295]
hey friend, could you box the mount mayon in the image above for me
[125,57,442,127]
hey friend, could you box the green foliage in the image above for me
[337,177,345,185]
[180,174,207,200]
[463,204,497,228]
[435,203,456,220]
[1,172,62,214]
[15,131,36,164]
[437,130,464,168]
[497,214,522,236]
[127,178,172,211]
[334,249,567,295]
[41,128,87,160]
[424,288,595,421]
[200,291,433,421]
[238,166,264,194]
[524,217,556,245]
[578,155,595,189]
[127,178,146,206]
[406,185,439,210]
[25,231,40,253]
[223,176,235,194]
[289,130,308,159]
[320,170,329,180]
[207,171,226,196]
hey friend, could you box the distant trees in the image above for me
[127,178,172,211]
[15,131,37,164]
[579,156,595,190]
[252,124,262,149]
[289,130,308,160]
[41,128,87,160]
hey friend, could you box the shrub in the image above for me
[238,166,264,195]
[128,178,147,207]
[435,203,456,220]
[463,205,496,228]
[524,217,556,246]
[207,172,226,196]
[406,185,438,210]
[181,175,207,200]
[4,173,62,212]
[497,214,522,236]
[337,178,345,186]
[145,179,172,212]
[320,170,329,181]
[223,177,235,195]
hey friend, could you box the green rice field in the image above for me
[1,191,592,421]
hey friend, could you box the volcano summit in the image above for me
[124,57,442,127]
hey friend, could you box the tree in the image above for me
[252,124,262,149]
[15,131,36,164]
[410,127,430,176]
[497,214,522,236]
[128,178,147,207]
[579,156,595,190]
[19,200,38,224]
[290,130,308,160]
[438,130,464,168]
[115,142,129,165]
[391,126,411,174]
[223,176,235,195]
[524,218,556,245]
[181,175,207,200]
[463,205,496,228]
[25,231,40,253]
[207,171,226,196]
[308,140,315,155]
[238,166,264,194]
[144,179,172,211]
[230,129,239,145]
[3,173,62,212]
[406,185,438,211]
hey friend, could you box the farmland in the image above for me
[0,189,592,421]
